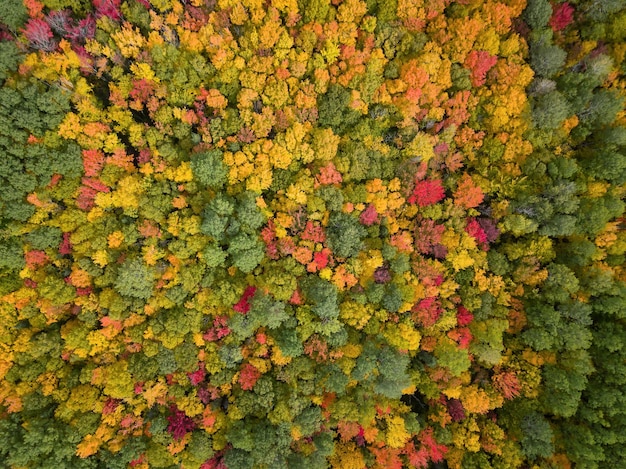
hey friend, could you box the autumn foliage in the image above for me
[0,0,624,468]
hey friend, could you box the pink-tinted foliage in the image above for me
[415,218,445,255]
[25,250,48,269]
[301,220,326,242]
[359,204,378,226]
[93,0,123,21]
[67,15,96,42]
[478,217,500,243]
[46,10,73,35]
[374,265,392,284]
[82,149,105,177]
[201,452,227,469]
[59,232,73,255]
[203,315,231,342]
[465,218,489,250]
[187,363,206,386]
[24,19,56,52]
[550,2,574,31]
[167,405,196,440]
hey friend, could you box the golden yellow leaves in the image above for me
[269,143,293,170]
[230,3,249,25]
[286,178,313,205]
[111,24,146,59]
[358,249,384,285]
[107,231,125,249]
[384,415,412,449]
[340,301,373,330]
[420,42,453,90]
[475,27,501,56]
[164,162,194,183]
[102,361,134,399]
[365,178,406,214]
[198,22,239,70]
[259,19,282,50]
[283,121,314,162]
[330,442,366,469]
[443,17,481,63]
[450,418,482,453]
[311,127,340,161]
[95,175,145,215]
[264,77,291,109]
[223,143,274,191]
[403,132,437,163]
[176,394,205,418]
[76,434,102,458]
[336,0,367,23]
[92,250,109,268]
[460,385,495,415]
[474,269,509,304]
[58,112,82,140]
[321,40,341,64]
[224,148,255,183]
[142,380,169,408]
[384,322,422,352]
[130,62,159,82]
[447,250,475,271]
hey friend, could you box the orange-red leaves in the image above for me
[464,50,498,87]
[492,369,521,400]
[317,162,343,185]
[25,250,48,269]
[412,297,443,328]
[82,149,106,177]
[238,363,261,391]
[453,174,484,209]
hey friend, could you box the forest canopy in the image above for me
[0,0,624,468]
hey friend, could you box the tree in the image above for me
[326,212,366,259]
[190,149,228,188]
[523,0,553,30]
[531,90,570,130]
[0,0,27,31]
[114,258,155,300]
[519,412,554,459]
[530,42,567,78]
[317,84,361,135]
[0,41,21,82]
[228,232,265,273]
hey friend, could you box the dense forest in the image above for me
[0,0,624,467]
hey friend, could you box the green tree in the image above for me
[520,411,555,459]
[317,84,361,135]
[0,0,27,31]
[114,258,155,300]
[326,212,366,259]
[523,0,553,29]
[190,149,228,188]
[531,90,571,130]
[530,42,567,78]
[0,41,22,82]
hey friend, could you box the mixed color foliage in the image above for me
[0,0,624,467]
